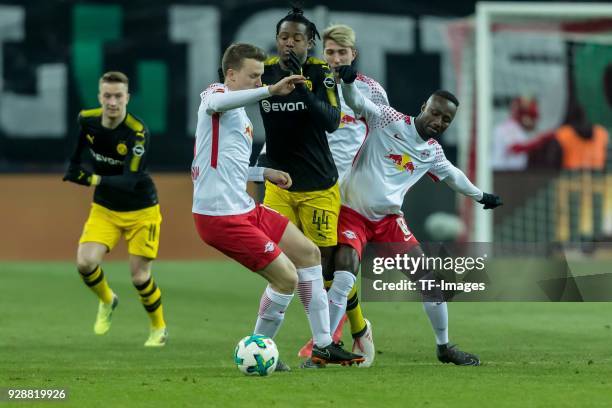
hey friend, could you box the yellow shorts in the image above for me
[263,181,340,247]
[79,203,162,259]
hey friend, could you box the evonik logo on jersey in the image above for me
[261,100,306,113]
[89,149,124,166]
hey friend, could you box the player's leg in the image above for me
[252,249,297,373]
[77,204,122,335]
[330,245,359,337]
[129,255,167,347]
[404,244,480,366]
[194,208,297,338]
[76,242,113,303]
[263,180,300,226]
[389,215,480,366]
[333,205,375,365]
[297,249,346,357]
[278,220,363,366]
[125,205,167,346]
[253,252,298,340]
[290,186,337,347]
[194,207,297,371]
[300,185,369,342]
[277,221,330,348]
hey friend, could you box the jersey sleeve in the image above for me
[356,74,389,106]
[202,83,270,114]
[125,125,150,174]
[342,82,409,132]
[199,83,227,114]
[294,63,341,132]
[428,142,453,181]
[247,166,265,182]
[341,81,382,123]
[255,143,270,168]
[429,142,483,200]
[68,114,88,166]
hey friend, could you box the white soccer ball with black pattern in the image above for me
[234,334,279,376]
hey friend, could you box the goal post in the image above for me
[471,2,612,242]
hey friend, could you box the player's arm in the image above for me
[248,166,292,189]
[430,145,503,209]
[205,75,304,114]
[68,116,87,166]
[360,76,389,106]
[338,66,382,122]
[63,114,100,186]
[207,87,271,113]
[255,143,270,168]
[292,63,341,132]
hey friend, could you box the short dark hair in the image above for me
[99,71,129,88]
[432,90,459,107]
[221,43,267,75]
[276,4,320,43]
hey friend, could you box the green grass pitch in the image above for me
[1,261,611,407]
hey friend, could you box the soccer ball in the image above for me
[234,334,279,376]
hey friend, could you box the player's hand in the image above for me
[478,192,503,209]
[283,50,303,75]
[336,65,358,84]
[63,165,100,186]
[269,74,305,96]
[264,168,292,189]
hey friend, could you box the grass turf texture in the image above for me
[1,261,611,407]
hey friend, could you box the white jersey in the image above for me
[340,83,483,221]
[327,74,389,181]
[192,83,270,216]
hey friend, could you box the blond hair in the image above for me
[322,24,356,49]
[99,71,129,88]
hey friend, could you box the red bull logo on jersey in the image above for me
[386,152,415,174]
[339,112,357,128]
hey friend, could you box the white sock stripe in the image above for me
[265,285,293,307]
[297,281,313,311]
[258,295,272,316]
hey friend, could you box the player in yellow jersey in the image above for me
[63,71,166,347]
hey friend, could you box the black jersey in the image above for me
[69,108,158,211]
[259,56,341,191]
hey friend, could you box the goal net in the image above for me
[448,2,612,244]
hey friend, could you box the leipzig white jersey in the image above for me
[327,74,389,181]
[340,83,482,221]
[192,83,269,216]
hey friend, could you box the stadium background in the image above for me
[2,2,612,406]
[1,0,610,259]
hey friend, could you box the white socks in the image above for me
[297,265,332,347]
[254,285,294,338]
[423,301,449,345]
[328,270,357,334]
